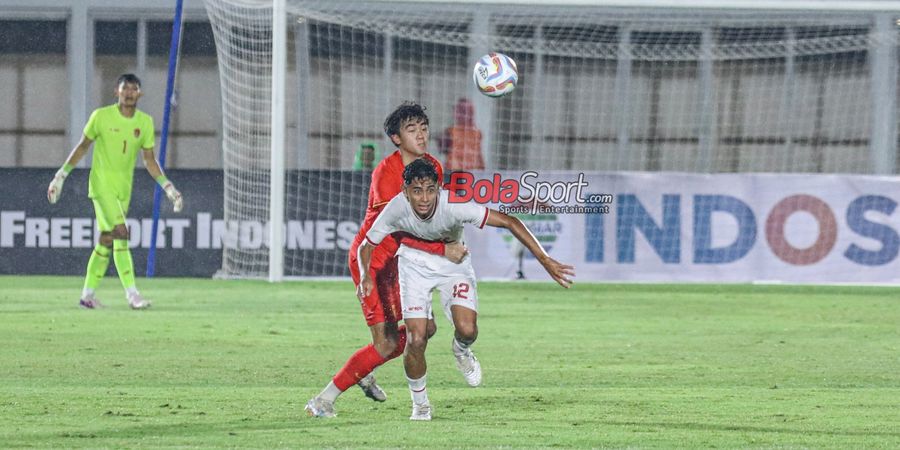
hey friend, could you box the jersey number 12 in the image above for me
[451,282,470,300]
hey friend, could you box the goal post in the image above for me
[204,0,900,281]
[147,0,185,278]
[269,0,287,282]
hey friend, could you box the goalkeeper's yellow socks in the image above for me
[113,240,137,292]
[83,244,111,296]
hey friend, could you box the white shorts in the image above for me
[397,248,478,322]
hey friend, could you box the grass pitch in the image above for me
[0,276,898,448]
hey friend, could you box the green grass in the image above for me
[1,276,898,448]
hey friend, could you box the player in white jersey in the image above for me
[358,159,574,420]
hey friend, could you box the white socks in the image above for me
[125,286,139,298]
[452,338,470,357]
[82,288,95,299]
[318,381,342,403]
[407,374,429,405]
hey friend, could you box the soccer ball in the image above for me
[473,52,518,97]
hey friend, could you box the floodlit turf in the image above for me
[0,276,898,448]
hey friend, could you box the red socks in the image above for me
[332,325,408,391]
[332,344,384,391]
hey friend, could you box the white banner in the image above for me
[461,171,900,284]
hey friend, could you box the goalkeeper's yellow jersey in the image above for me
[83,104,155,200]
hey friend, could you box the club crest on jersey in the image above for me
[133,128,141,138]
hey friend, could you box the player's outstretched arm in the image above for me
[48,135,93,204]
[485,209,575,288]
[141,148,183,212]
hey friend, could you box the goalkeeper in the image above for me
[47,74,183,310]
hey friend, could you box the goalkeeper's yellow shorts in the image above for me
[91,196,130,232]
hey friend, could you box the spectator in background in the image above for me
[439,98,484,171]
[353,142,379,171]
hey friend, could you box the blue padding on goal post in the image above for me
[147,0,184,277]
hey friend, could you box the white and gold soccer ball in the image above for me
[473,52,518,97]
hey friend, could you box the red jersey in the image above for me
[350,151,445,255]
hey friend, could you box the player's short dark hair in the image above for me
[384,101,429,143]
[403,158,438,186]
[117,73,141,88]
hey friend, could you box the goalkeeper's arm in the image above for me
[141,147,183,212]
[48,135,93,204]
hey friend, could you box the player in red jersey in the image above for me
[306,102,468,418]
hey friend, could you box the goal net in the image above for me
[204,0,898,279]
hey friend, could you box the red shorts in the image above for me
[349,242,403,326]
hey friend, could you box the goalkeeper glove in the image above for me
[156,176,183,212]
[47,164,73,204]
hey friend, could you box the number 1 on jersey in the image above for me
[122,140,127,154]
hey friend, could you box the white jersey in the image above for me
[366,189,489,249]
[366,189,488,320]
[366,190,489,269]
